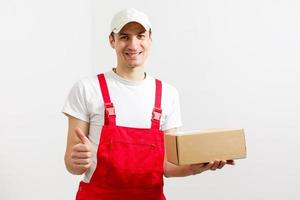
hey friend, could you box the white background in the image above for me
[1,0,299,199]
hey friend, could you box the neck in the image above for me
[113,66,146,81]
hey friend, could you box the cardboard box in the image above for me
[165,128,246,165]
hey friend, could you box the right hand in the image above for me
[71,128,92,172]
[190,160,235,175]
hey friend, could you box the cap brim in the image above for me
[112,20,150,33]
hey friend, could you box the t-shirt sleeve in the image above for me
[161,87,183,131]
[61,80,90,122]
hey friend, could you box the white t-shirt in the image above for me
[62,69,182,182]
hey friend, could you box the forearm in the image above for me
[164,160,235,178]
[164,161,194,177]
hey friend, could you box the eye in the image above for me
[119,35,129,40]
[137,34,146,39]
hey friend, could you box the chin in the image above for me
[127,62,144,68]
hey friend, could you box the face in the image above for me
[109,22,152,69]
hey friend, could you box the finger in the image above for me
[71,151,92,159]
[227,160,235,165]
[73,143,91,152]
[75,128,90,145]
[210,160,220,170]
[217,160,227,169]
[77,164,91,171]
[203,161,214,171]
[72,158,91,165]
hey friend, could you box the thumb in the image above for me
[75,128,90,145]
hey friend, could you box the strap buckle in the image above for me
[105,103,115,116]
[152,107,162,121]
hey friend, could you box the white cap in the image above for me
[110,8,151,33]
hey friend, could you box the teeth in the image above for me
[126,52,141,56]
[126,52,141,54]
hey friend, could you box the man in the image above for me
[62,8,234,200]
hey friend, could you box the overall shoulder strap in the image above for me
[97,74,116,126]
[151,79,162,130]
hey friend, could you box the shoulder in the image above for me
[69,75,101,101]
[160,80,179,97]
[74,72,114,91]
[151,77,180,103]
[77,75,98,87]
[76,70,118,95]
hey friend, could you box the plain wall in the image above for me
[1,0,299,199]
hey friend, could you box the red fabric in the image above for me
[98,74,116,126]
[76,74,166,200]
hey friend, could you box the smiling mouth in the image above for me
[125,52,142,56]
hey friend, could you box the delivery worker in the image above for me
[62,8,234,200]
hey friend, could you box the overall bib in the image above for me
[76,74,166,200]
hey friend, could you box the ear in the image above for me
[148,29,152,41]
[109,35,115,49]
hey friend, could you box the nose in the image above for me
[127,37,139,51]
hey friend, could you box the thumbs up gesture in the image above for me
[71,128,92,172]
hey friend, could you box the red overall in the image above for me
[76,74,166,200]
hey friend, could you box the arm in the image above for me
[163,128,234,177]
[64,115,92,175]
